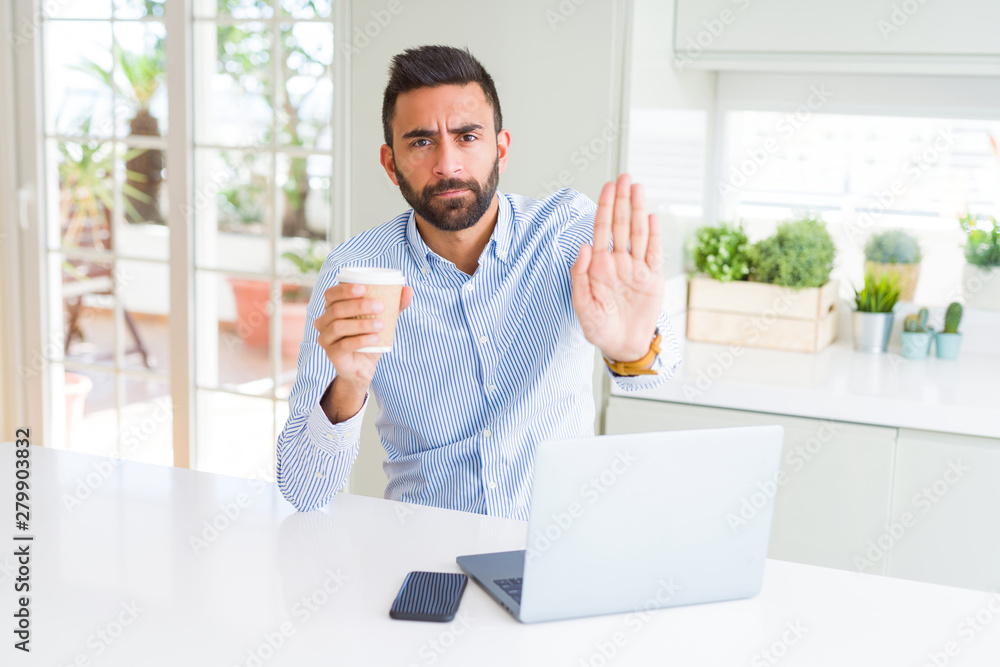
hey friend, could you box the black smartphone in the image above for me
[389,571,468,622]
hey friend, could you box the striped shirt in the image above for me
[276,188,681,519]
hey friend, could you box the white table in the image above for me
[3,445,1000,666]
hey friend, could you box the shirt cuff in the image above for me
[307,389,369,455]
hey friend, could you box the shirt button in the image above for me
[479,335,488,344]
[483,429,492,438]
[465,283,474,291]
[487,481,497,490]
[421,266,429,274]
[315,470,327,479]
[487,384,496,392]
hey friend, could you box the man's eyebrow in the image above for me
[401,123,485,140]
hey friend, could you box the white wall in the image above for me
[345,0,632,497]
[348,0,631,232]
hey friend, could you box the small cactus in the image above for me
[903,307,931,333]
[944,302,963,334]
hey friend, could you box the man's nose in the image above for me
[432,139,463,179]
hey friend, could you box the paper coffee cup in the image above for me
[337,267,406,353]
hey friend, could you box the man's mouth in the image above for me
[434,189,468,198]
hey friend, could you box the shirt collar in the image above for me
[405,190,514,276]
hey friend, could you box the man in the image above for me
[276,45,680,518]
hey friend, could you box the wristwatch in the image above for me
[603,329,661,377]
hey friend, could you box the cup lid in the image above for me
[337,267,406,285]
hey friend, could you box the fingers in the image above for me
[314,293,383,332]
[324,282,365,309]
[611,174,632,256]
[570,243,594,315]
[400,285,414,312]
[592,181,616,255]
[629,182,648,262]
[334,331,383,355]
[316,316,384,349]
[646,212,663,275]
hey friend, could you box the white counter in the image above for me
[5,445,1000,666]
[614,309,1000,439]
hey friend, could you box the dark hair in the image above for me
[381,45,503,149]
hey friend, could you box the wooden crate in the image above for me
[686,276,839,353]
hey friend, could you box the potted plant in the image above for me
[280,240,328,358]
[864,229,922,302]
[959,214,1000,311]
[687,215,839,353]
[227,240,327,353]
[900,307,933,359]
[935,302,963,360]
[748,214,837,289]
[852,271,900,354]
[228,279,285,349]
[77,37,166,225]
[692,221,751,282]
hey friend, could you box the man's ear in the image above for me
[496,129,511,176]
[380,144,399,186]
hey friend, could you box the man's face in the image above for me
[382,83,508,232]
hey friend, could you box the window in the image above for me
[42,0,173,463]
[25,0,346,480]
[713,72,1000,306]
[191,1,336,479]
[719,112,1000,305]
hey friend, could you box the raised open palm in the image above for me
[570,174,664,363]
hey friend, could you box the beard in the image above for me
[395,154,500,233]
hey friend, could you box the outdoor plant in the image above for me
[217,152,269,229]
[58,117,153,248]
[749,214,836,288]
[959,214,1000,268]
[77,37,166,224]
[903,307,930,333]
[854,272,901,313]
[216,11,331,239]
[943,302,963,334]
[692,221,751,282]
[281,240,328,302]
[865,229,922,264]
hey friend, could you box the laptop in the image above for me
[457,425,784,623]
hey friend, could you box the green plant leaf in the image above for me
[750,214,836,289]
[692,221,751,282]
[854,271,901,313]
[864,228,922,264]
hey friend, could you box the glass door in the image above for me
[40,0,173,464]
[191,0,335,480]
[27,0,347,479]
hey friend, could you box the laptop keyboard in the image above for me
[494,577,522,604]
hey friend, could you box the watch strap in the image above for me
[603,332,662,377]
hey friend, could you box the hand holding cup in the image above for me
[313,268,411,393]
